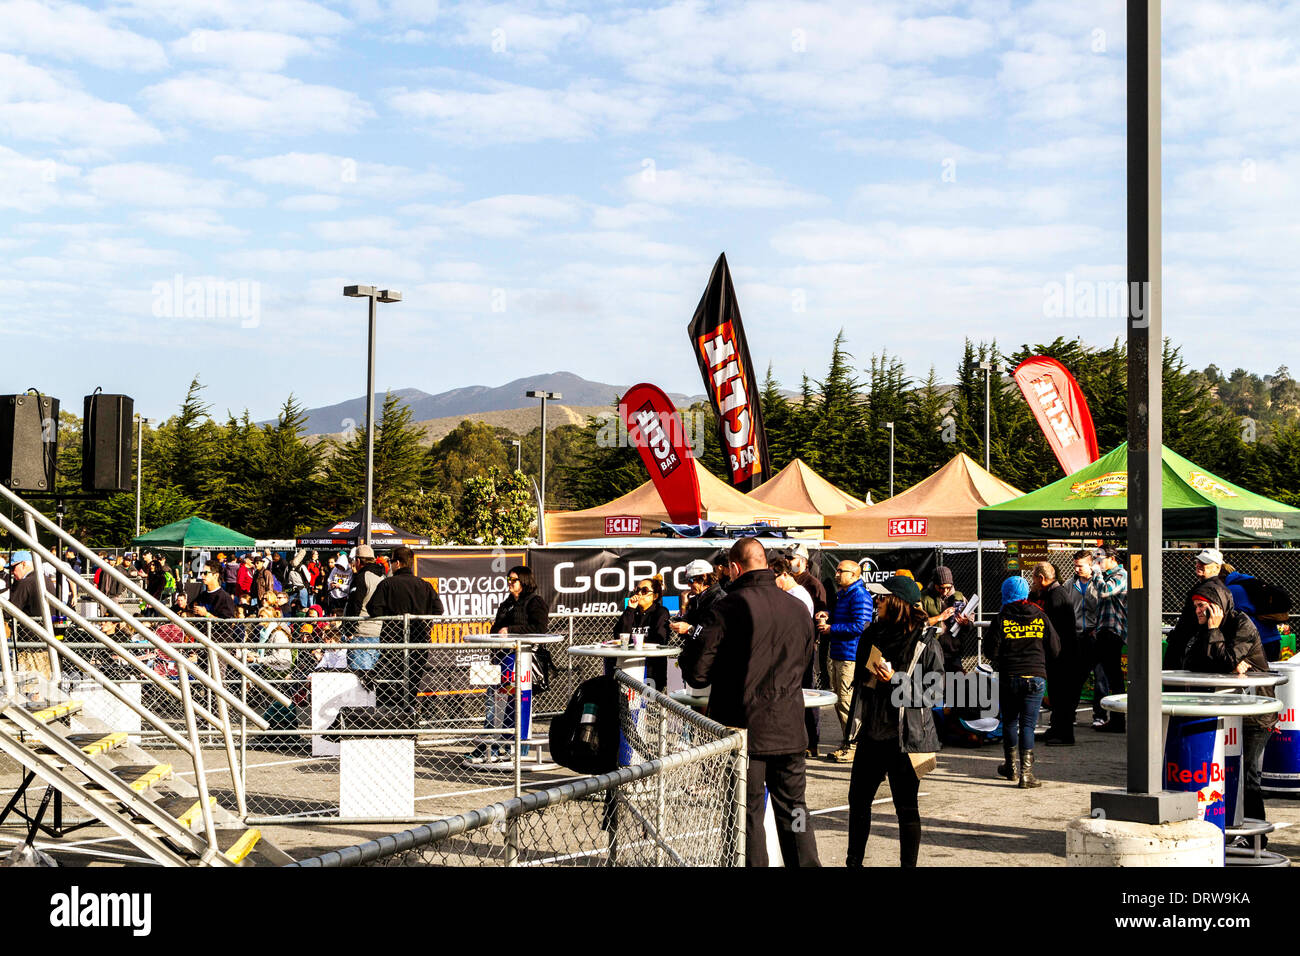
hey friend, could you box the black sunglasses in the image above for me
[635,587,654,595]
[507,576,520,583]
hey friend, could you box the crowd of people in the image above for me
[2,533,1293,866]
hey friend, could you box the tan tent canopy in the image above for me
[826,453,1022,543]
[546,459,824,543]
[749,458,866,514]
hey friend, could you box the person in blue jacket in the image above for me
[820,559,873,763]
[1221,556,1284,661]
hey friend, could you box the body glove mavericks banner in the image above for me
[687,253,772,491]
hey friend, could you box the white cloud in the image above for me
[0,146,84,212]
[400,194,581,238]
[107,0,350,34]
[142,71,373,135]
[85,163,265,207]
[0,54,162,149]
[589,202,675,231]
[1006,135,1123,168]
[278,193,342,212]
[553,230,696,261]
[451,6,589,55]
[61,236,184,267]
[625,151,821,208]
[771,218,1109,264]
[170,29,334,71]
[852,181,1074,221]
[0,0,168,70]
[135,208,249,241]
[310,215,443,244]
[387,78,665,143]
[217,152,457,197]
[219,245,427,280]
[831,133,1000,166]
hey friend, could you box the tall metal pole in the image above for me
[364,293,377,547]
[538,396,548,531]
[1093,0,1191,825]
[1125,0,1163,798]
[984,365,991,472]
[135,415,144,538]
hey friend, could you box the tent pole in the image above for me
[975,540,983,666]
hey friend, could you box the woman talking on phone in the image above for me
[846,575,944,868]
[613,575,672,691]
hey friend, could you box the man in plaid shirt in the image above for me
[1090,546,1128,733]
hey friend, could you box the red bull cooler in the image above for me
[1263,660,1300,794]
[1165,715,1227,832]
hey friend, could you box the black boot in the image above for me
[997,737,1019,781]
[1019,748,1041,788]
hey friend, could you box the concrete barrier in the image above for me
[1067,816,1224,867]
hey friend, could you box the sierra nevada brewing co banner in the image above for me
[621,383,702,525]
[687,253,771,491]
[1012,356,1100,476]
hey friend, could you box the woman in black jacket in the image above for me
[613,575,672,691]
[469,566,550,763]
[847,575,944,868]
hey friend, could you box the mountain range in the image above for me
[291,372,702,437]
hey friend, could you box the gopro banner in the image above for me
[687,253,771,491]
[621,383,702,525]
[1012,356,1100,476]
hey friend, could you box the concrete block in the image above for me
[1066,816,1224,867]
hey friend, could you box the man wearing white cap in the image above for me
[670,559,724,636]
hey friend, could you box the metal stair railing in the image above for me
[0,486,290,859]
[0,700,229,866]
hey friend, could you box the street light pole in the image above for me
[979,359,992,471]
[511,440,521,472]
[885,422,895,498]
[344,285,402,545]
[526,390,561,545]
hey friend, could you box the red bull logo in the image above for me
[1166,761,1224,786]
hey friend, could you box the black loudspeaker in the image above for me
[82,393,134,493]
[0,394,59,491]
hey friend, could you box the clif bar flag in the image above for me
[687,253,771,491]
[1012,356,1101,476]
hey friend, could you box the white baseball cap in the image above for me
[786,543,810,560]
[1196,547,1224,566]
[685,559,714,578]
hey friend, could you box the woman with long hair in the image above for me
[614,574,672,691]
[846,575,944,867]
[468,566,551,764]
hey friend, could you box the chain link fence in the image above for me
[288,670,746,867]
[7,612,631,829]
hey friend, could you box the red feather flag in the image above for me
[620,383,703,525]
[1012,357,1101,475]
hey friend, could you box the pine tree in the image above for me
[321,393,427,517]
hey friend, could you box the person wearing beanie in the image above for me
[986,575,1060,788]
[920,566,967,672]
[846,574,943,866]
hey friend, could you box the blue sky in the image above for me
[2,0,1297,425]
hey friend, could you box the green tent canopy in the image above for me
[132,516,256,550]
[977,443,1300,542]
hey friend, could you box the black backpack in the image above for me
[548,676,624,775]
[1238,576,1292,622]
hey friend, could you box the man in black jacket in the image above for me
[367,546,444,711]
[1031,562,1084,746]
[680,537,820,867]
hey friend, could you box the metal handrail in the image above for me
[0,514,288,712]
